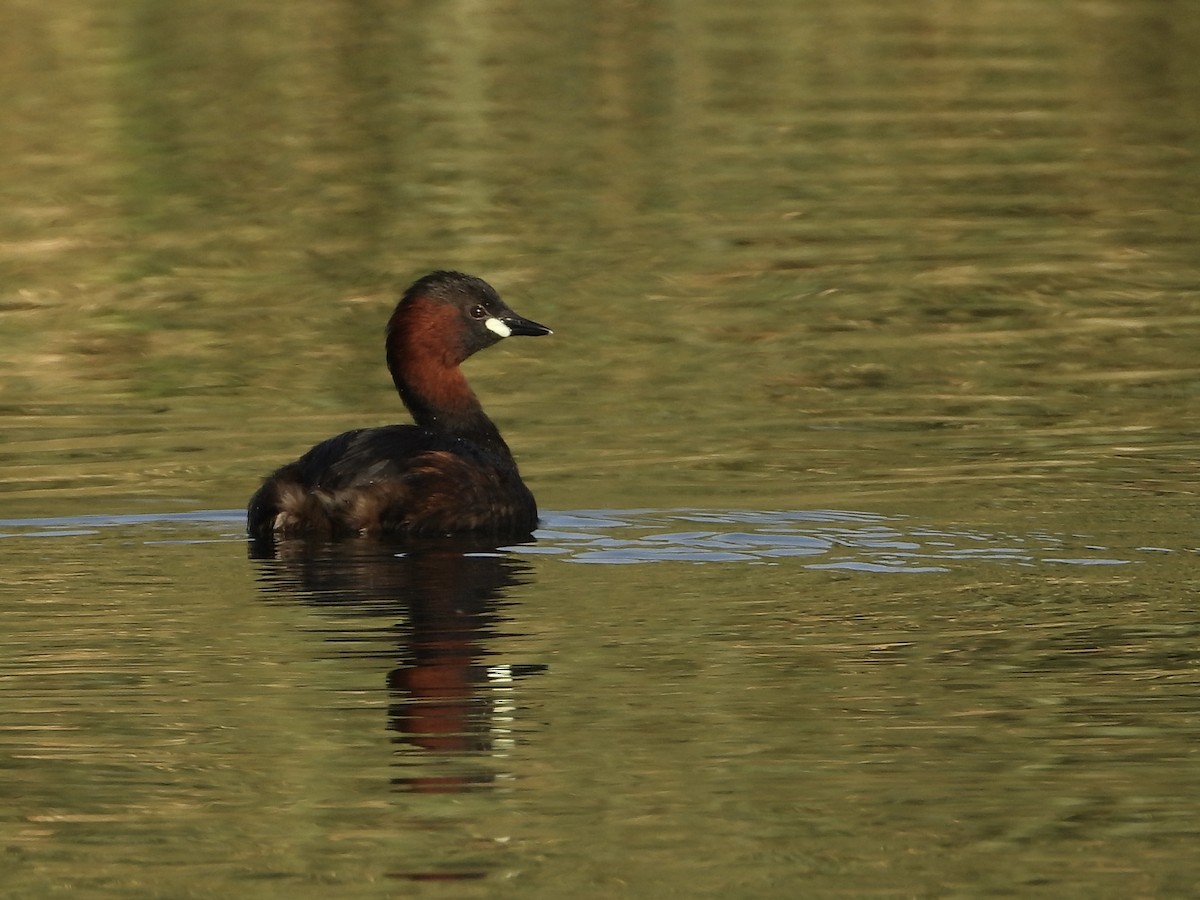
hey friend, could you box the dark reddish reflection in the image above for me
[250,535,543,799]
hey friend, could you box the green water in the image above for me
[1,1,1198,896]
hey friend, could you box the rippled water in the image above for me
[536,509,1159,570]
[2,0,1200,896]
[1,510,1197,896]
[2,506,1180,569]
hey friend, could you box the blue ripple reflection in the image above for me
[0,508,1162,573]
[523,510,1143,572]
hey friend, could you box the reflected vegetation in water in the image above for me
[1,0,1197,517]
[0,508,1197,894]
[1,0,1199,895]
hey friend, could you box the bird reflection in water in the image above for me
[249,534,544,796]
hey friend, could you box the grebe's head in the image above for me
[388,271,551,366]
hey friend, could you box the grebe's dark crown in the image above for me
[402,271,502,309]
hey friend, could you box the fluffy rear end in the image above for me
[247,465,338,537]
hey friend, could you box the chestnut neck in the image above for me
[386,305,512,459]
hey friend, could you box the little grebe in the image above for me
[247,271,551,539]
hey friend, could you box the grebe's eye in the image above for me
[469,305,488,319]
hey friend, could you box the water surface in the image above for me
[1,0,1198,896]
